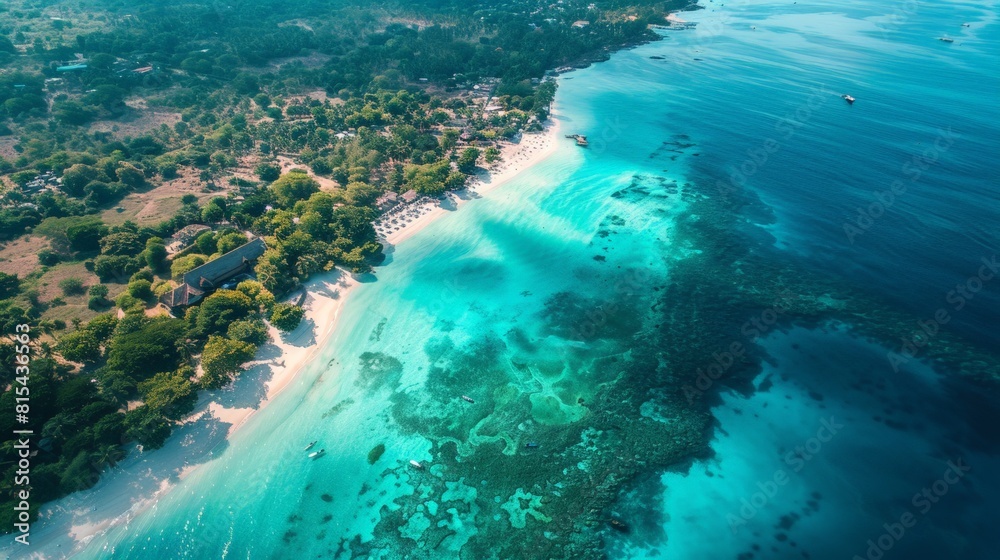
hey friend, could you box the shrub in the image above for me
[88,284,109,298]
[38,249,60,266]
[59,277,86,296]
[127,279,153,300]
[152,280,173,297]
[255,162,281,182]
[160,162,179,179]
[115,292,144,311]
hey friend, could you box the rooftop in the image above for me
[181,237,266,289]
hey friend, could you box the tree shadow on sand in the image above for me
[33,412,232,550]
[209,343,283,410]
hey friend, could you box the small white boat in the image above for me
[938,37,954,43]
[409,460,424,470]
[461,395,475,403]
[304,441,317,451]
[842,94,856,104]
[308,449,326,459]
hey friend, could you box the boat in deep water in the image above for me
[842,94,856,104]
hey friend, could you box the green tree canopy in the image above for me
[99,231,143,257]
[270,303,304,332]
[200,336,256,389]
[0,272,19,299]
[105,318,186,380]
[227,318,269,346]
[171,254,207,280]
[124,405,172,449]
[457,147,481,173]
[270,171,319,208]
[56,329,101,364]
[137,368,197,419]
[190,289,255,338]
[144,237,168,271]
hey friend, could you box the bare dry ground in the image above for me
[262,52,332,73]
[91,99,182,139]
[100,167,230,225]
[0,254,125,323]
[382,16,443,30]
[0,137,19,161]
[285,90,342,106]
[276,155,340,191]
[34,261,97,302]
[0,236,51,277]
[228,154,265,185]
[16,260,126,324]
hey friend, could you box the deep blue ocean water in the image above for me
[7,0,998,558]
[588,1,1000,558]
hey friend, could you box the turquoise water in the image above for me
[13,0,1000,558]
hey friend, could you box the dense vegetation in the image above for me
[0,0,685,529]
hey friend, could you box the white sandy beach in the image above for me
[8,272,357,558]
[376,118,560,246]
[5,116,562,559]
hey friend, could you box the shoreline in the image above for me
[377,116,561,246]
[8,114,563,559]
[8,272,358,558]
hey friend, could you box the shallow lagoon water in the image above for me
[50,0,1000,558]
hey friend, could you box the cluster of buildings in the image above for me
[21,172,62,195]
[53,57,160,80]
[375,189,419,212]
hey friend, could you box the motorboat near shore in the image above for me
[565,134,589,147]
[304,441,317,451]
[409,460,424,470]
[308,449,326,459]
[461,395,475,403]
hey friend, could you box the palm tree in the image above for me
[92,444,127,469]
[41,412,76,443]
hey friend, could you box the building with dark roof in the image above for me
[161,237,266,311]
[161,283,205,309]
